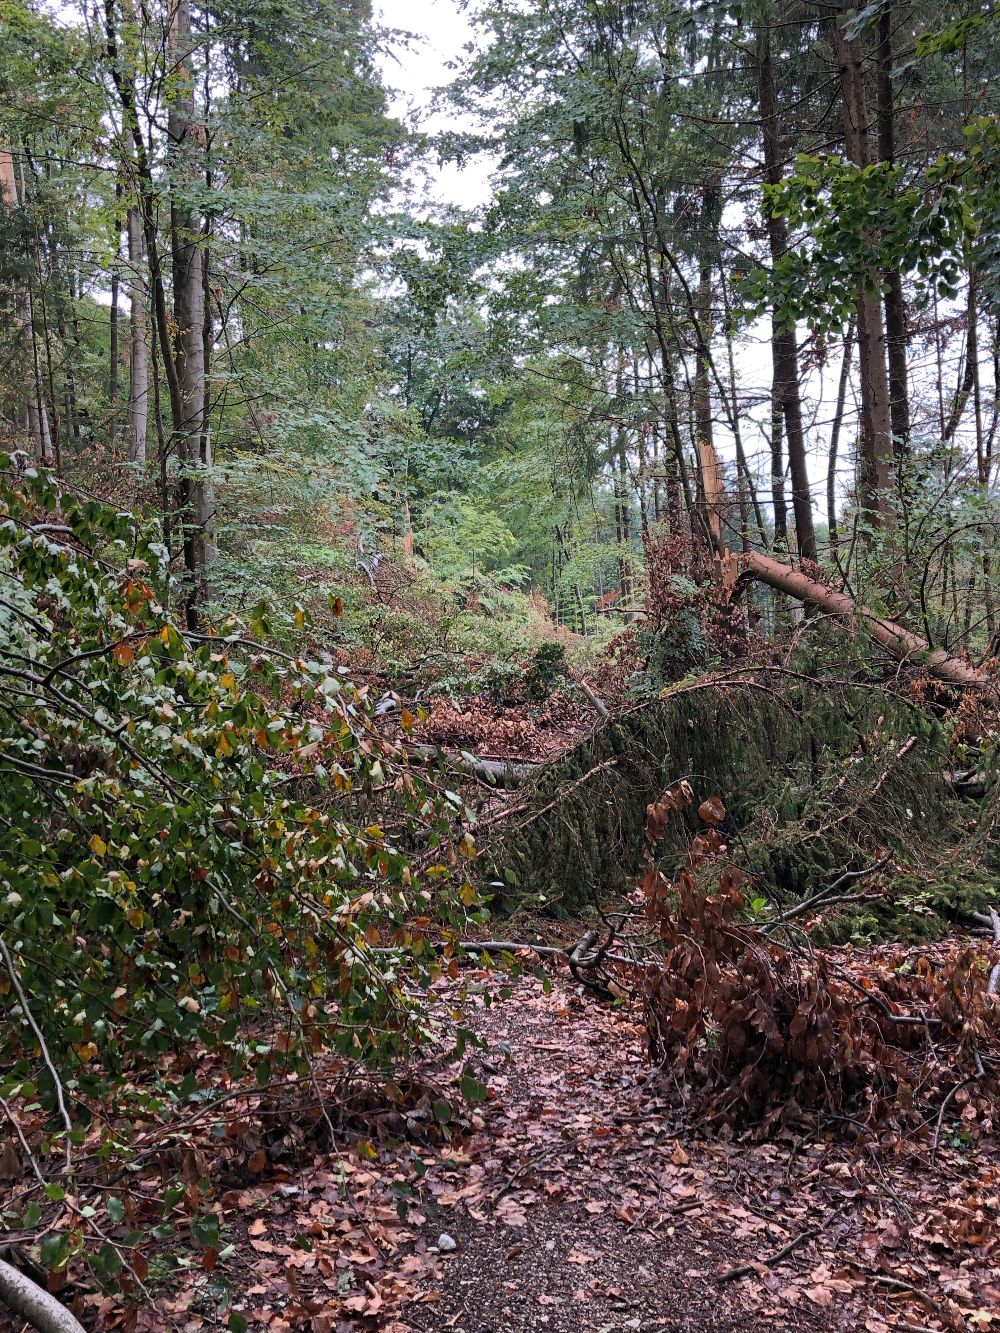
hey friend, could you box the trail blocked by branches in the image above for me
[483,677,981,927]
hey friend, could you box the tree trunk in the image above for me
[109,236,120,445]
[1,145,47,461]
[827,322,855,557]
[168,0,215,621]
[758,23,817,559]
[831,4,894,527]
[720,269,765,546]
[770,395,787,549]
[876,2,910,452]
[693,188,728,559]
[126,208,149,465]
[740,550,993,695]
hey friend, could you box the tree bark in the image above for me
[1,147,50,463]
[126,208,149,465]
[109,228,120,445]
[693,187,731,560]
[758,23,817,559]
[740,550,993,694]
[827,322,855,557]
[831,4,894,527]
[0,1256,86,1333]
[168,0,215,621]
[876,2,910,452]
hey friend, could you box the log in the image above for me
[407,745,539,788]
[0,1257,86,1333]
[579,680,610,721]
[694,423,995,697]
[740,551,996,697]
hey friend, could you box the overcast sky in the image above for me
[377,0,493,210]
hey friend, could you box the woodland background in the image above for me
[2,2,1000,1330]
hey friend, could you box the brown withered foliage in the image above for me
[639,783,999,1132]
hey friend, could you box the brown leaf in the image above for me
[698,796,727,825]
[804,1285,833,1309]
[0,1139,22,1182]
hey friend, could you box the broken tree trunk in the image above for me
[740,551,995,695]
[692,397,994,697]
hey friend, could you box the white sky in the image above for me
[377,0,493,210]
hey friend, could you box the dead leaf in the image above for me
[568,1250,597,1265]
[805,1285,833,1309]
[0,1140,21,1181]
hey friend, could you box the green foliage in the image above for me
[742,155,972,334]
[915,12,991,57]
[0,458,480,1274]
[485,676,962,917]
[526,641,567,697]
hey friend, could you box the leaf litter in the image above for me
[61,943,1000,1333]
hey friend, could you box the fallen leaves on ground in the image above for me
[47,945,1000,1332]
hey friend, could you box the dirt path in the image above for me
[142,968,999,1333]
[382,973,999,1333]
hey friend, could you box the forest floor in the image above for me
[93,942,1000,1333]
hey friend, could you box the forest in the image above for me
[1,0,1000,1329]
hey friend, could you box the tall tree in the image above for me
[830,3,894,527]
[757,19,817,560]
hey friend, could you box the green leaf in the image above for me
[459,1074,488,1104]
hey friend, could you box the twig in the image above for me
[761,856,889,934]
[719,1224,821,1282]
[930,1073,981,1164]
[0,937,73,1174]
[0,1096,45,1188]
[372,939,565,959]
[865,1273,940,1311]
[567,926,617,999]
[492,1144,561,1203]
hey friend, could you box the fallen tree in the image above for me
[739,551,995,695]
[692,430,996,696]
[480,677,970,917]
